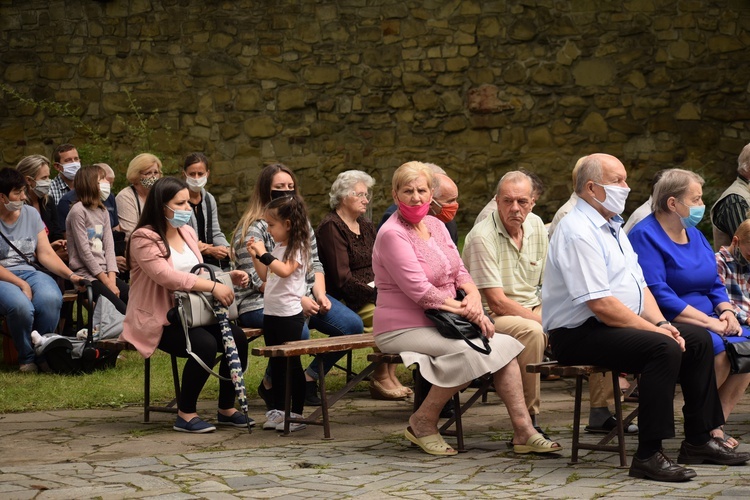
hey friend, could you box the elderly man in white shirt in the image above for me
[543,153,749,482]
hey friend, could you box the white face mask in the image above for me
[99,182,111,202]
[3,199,24,212]
[33,179,51,197]
[185,175,207,192]
[61,161,81,180]
[592,183,630,215]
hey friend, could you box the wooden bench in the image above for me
[252,333,378,438]
[526,361,637,467]
[367,352,493,453]
[97,327,263,423]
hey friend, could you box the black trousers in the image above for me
[264,312,305,415]
[159,322,249,414]
[90,277,129,315]
[549,317,724,445]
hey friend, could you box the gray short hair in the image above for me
[496,171,533,196]
[652,168,705,213]
[329,169,375,209]
[574,155,604,195]
[738,143,750,176]
[94,162,115,180]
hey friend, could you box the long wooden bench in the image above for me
[251,333,378,438]
[367,352,493,453]
[97,327,263,423]
[526,361,637,467]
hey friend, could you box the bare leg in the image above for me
[710,353,750,447]
[409,383,465,440]
[493,359,542,445]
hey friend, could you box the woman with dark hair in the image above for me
[65,165,128,313]
[0,168,83,372]
[232,163,365,407]
[122,177,252,433]
[182,153,231,269]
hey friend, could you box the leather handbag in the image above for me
[723,338,750,374]
[174,264,238,327]
[424,291,492,355]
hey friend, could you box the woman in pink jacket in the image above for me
[373,161,562,457]
[122,177,251,433]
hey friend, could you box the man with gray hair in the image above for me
[463,171,549,434]
[711,143,750,249]
[544,153,748,482]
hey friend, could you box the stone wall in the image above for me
[1,0,749,235]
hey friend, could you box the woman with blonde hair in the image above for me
[373,161,561,456]
[115,153,162,239]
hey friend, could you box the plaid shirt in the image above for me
[49,175,71,206]
[716,246,750,325]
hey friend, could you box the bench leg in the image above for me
[610,373,627,467]
[144,357,151,423]
[317,356,331,440]
[571,374,584,464]
[170,355,181,410]
[282,358,293,436]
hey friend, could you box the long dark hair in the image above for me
[265,194,310,267]
[233,163,298,254]
[125,176,188,266]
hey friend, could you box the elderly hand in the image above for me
[659,323,686,352]
[19,281,33,301]
[721,311,743,336]
[478,315,495,338]
[707,316,729,335]
[460,289,485,324]
[207,245,230,259]
[229,270,250,288]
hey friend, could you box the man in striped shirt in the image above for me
[711,142,750,250]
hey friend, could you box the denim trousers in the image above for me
[0,269,63,364]
[238,294,364,381]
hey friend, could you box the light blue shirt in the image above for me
[542,198,646,331]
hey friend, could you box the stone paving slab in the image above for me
[1,378,749,498]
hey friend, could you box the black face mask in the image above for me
[271,189,295,200]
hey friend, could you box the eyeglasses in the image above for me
[350,192,370,200]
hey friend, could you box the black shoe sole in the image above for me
[628,468,695,482]
[677,455,749,466]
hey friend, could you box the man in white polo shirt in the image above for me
[544,153,748,482]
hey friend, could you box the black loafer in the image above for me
[629,451,696,482]
[678,438,750,465]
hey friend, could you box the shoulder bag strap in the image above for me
[131,185,142,216]
[0,229,42,271]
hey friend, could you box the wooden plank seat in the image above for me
[96,327,263,423]
[367,352,493,453]
[526,361,637,467]
[251,333,378,438]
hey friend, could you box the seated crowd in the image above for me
[3,142,750,482]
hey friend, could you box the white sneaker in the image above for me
[276,412,307,432]
[263,409,284,430]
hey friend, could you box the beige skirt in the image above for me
[374,327,524,387]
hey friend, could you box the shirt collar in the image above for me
[576,198,625,231]
[492,210,530,243]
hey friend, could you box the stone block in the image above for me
[446,57,470,72]
[387,90,410,109]
[402,72,431,91]
[708,35,744,53]
[528,127,552,147]
[443,116,466,132]
[252,59,296,82]
[244,115,277,138]
[503,61,528,84]
[532,64,569,86]
[189,53,241,77]
[440,91,463,113]
[556,40,581,66]
[3,64,36,82]
[572,59,615,86]
[509,19,537,41]
[277,87,306,110]
[579,112,608,138]
[210,32,233,50]
[358,26,382,42]
[468,85,514,114]
[676,102,700,120]
[363,45,401,67]
[477,17,500,38]
[382,19,400,36]
[39,63,73,80]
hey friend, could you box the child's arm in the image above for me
[266,257,300,278]
[247,237,300,278]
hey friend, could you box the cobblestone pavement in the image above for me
[2,377,750,499]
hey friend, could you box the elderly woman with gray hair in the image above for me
[316,169,410,399]
[629,168,750,449]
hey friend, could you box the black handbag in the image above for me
[723,338,750,374]
[425,291,492,355]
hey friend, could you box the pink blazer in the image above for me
[121,226,201,357]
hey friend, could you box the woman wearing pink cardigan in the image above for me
[122,177,251,434]
[372,161,562,457]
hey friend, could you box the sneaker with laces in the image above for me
[276,412,307,433]
[263,409,284,430]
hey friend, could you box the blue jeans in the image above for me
[0,270,63,364]
[238,294,364,380]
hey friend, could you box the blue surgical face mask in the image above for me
[165,205,193,228]
[676,200,705,228]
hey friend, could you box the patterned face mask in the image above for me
[141,176,158,189]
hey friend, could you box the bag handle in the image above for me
[190,263,217,281]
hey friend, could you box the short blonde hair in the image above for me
[391,161,434,193]
[652,168,704,213]
[126,153,162,185]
